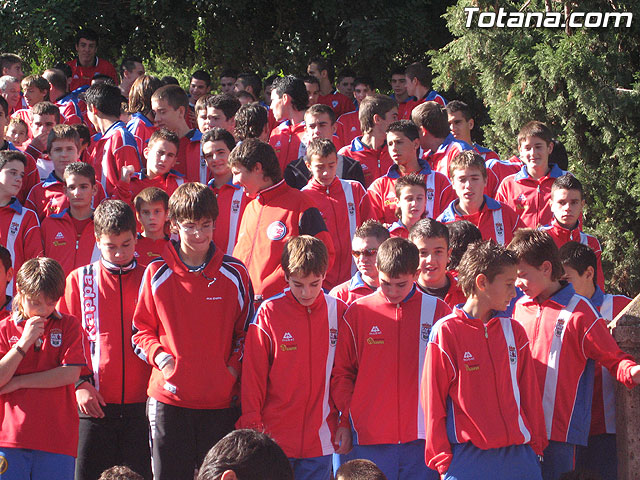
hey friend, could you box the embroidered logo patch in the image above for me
[509,345,517,364]
[421,323,432,341]
[50,328,63,348]
[266,221,287,241]
[330,328,338,347]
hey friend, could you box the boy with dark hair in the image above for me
[116,127,184,208]
[388,173,427,239]
[67,28,118,91]
[0,53,24,81]
[0,150,42,298]
[5,117,28,148]
[234,73,262,101]
[438,150,524,245]
[133,187,170,267]
[423,240,547,479]
[26,124,106,221]
[230,138,333,301]
[301,138,374,289]
[189,69,212,108]
[234,102,269,142]
[508,229,640,480]
[132,182,254,480]
[307,57,355,118]
[219,69,238,95]
[43,68,84,126]
[403,61,446,120]
[151,84,201,182]
[411,101,473,178]
[284,103,365,189]
[409,218,466,308]
[446,220,482,274]
[336,459,387,480]
[58,199,152,480]
[390,66,411,121]
[98,466,144,480]
[339,94,397,187]
[127,74,163,156]
[196,93,241,135]
[559,241,630,480]
[239,235,348,480]
[335,77,375,147]
[336,68,356,101]
[119,57,145,98]
[85,83,141,195]
[329,220,390,305]
[269,75,308,169]
[304,75,321,107]
[197,429,293,480]
[41,162,100,276]
[445,100,498,162]
[540,174,604,289]
[0,257,85,479]
[0,95,19,154]
[368,120,454,224]
[201,128,248,255]
[496,121,567,229]
[20,101,60,192]
[331,237,450,480]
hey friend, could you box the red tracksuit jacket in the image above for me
[331,287,452,445]
[132,241,254,409]
[134,234,169,268]
[339,137,393,188]
[208,180,249,256]
[422,134,473,178]
[335,110,361,148]
[238,289,348,458]
[174,129,202,183]
[113,169,184,210]
[437,195,525,246]
[329,271,377,306]
[495,164,566,229]
[302,177,374,289]
[126,112,157,162]
[417,272,467,310]
[269,119,306,171]
[422,307,548,474]
[232,180,334,300]
[514,283,637,445]
[368,159,455,224]
[59,259,151,404]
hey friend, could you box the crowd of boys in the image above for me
[0,27,636,480]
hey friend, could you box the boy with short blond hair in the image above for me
[0,150,42,298]
[115,127,184,209]
[423,240,547,479]
[302,137,374,289]
[0,257,85,479]
[41,162,100,276]
[496,121,568,229]
[540,174,604,289]
[132,182,254,480]
[329,220,390,305]
[133,187,170,267]
[202,128,248,255]
[331,237,451,480]
[239,235,348,480]
[26,124,106,220]
[508,229,640,480]
[438,150,524,245]
[409,218,466,308]
[58,199,152,480]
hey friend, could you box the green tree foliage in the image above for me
[431,0,640,295]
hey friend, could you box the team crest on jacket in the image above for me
[231,199,240,213]
[495,222,504,236]
[50,328,63,347]
[330,328,338,347]
[421,323,432,341]
[426,188,434,201]
[554,318,565,337]
[267,221,287,241]
[508,345,517,364]
[9,221,19,235]
[332,100,339,108]
[348,202,355,216]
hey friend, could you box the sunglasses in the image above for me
[352,248,377,258]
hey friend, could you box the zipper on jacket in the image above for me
[119,270,126,408]
[396,304,402,442]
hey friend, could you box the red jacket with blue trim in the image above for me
[437,195,524,245]
[238,289,347,458]
[56,93,84,125]
[318,92,355,118]
[587,288,631,436]
[422,307,548,474]
[335,110,362,148]
[113,169,184,211]
[126,112,157,162]
[58,259,151,405]
[495,163,566,229]
[514,283,637,445]
[302,177,374,289]
[403,90,447,121]
[331,286,452,445]
[269,119,306,171]
[233,180,334,300]
[173,129,202,183]
[208,179,249,256]
[367,159,455,224]
[131,242,254,409]
[539,219,605,290]
[329,271,377,306]
[67,57,118,91]
[484,158,521,198]
[339,137,393,188]
[473,143,499,162]
[422,134,473,178]
[88,120,141,196]
[417,272,467,311]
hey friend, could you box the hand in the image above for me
[334,426,353,454]
[18,316,46,349]
[29,131,48,153]
[161,357,175,379]
[120,165,136,182]
[76,383,106,418]
[227,365,238,379]
[631,365,640,385]
[187,109,196,127]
